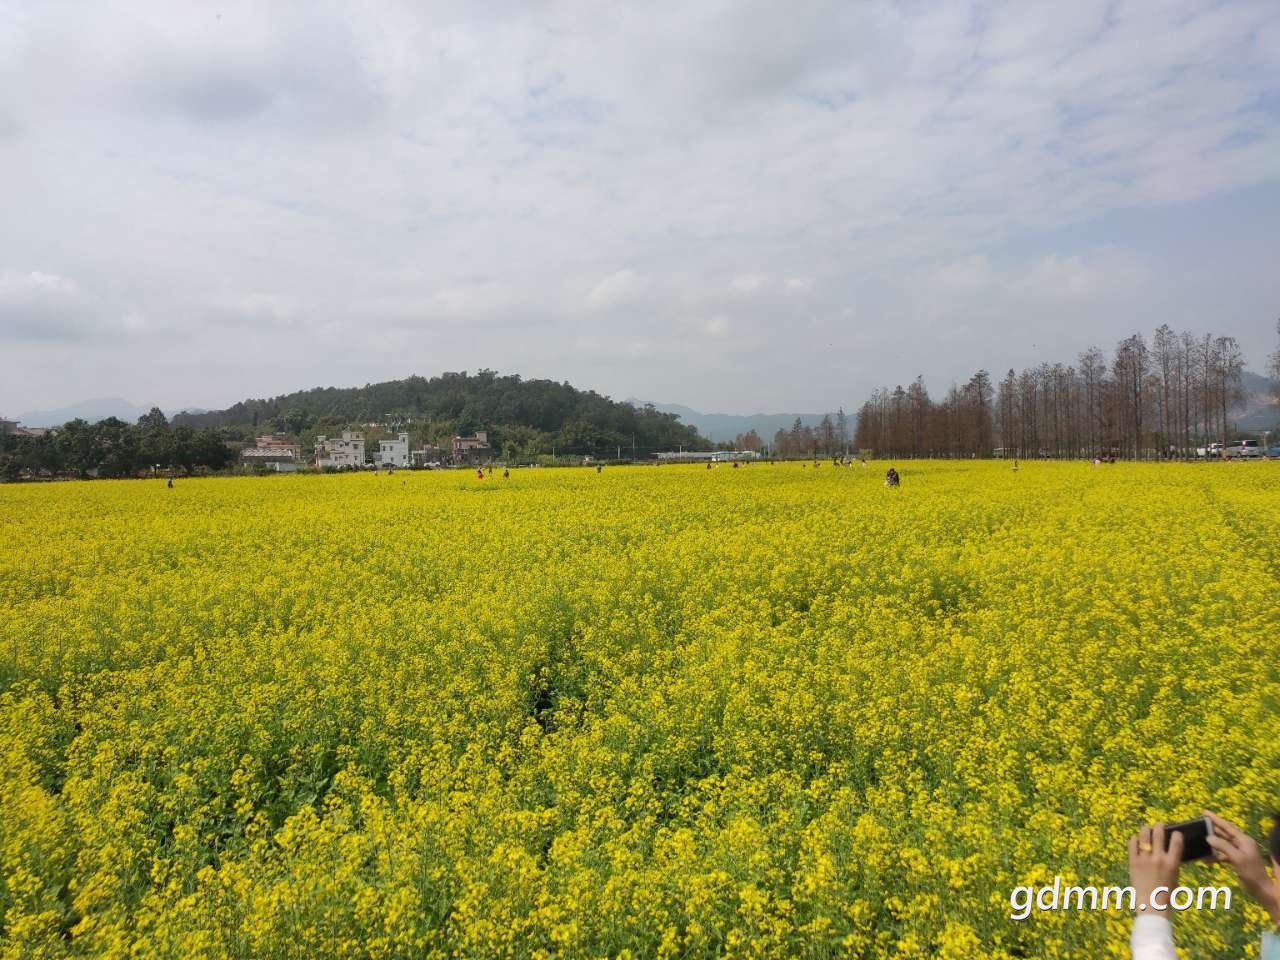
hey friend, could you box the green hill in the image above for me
[173,370,707,460]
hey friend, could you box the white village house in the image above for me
[315,431,365,468]
[378,433,410,467]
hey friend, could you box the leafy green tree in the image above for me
[195,429,233,470]
[169,425,199,474]
[137,407,171,467]
[272,408,313,435]
[56,419,99,477]
[94,417,140,477]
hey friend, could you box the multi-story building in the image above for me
[378,433,410,467]
[315,431,365,469]
[0,419,50,437]
[451,431,491,465]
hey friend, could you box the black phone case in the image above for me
[1164,818,1212,862]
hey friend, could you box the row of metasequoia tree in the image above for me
[853,326,1266,459]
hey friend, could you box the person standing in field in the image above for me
[885,467,900,487]
[1129,812,1280,959]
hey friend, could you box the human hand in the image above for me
[1129,823,1183,916]
[1204,811,1280,928]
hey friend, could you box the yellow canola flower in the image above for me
[0,461,1277,958]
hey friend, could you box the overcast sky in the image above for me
[2,0,1278,416]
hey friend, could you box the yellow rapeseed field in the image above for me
[2,461,1278,959]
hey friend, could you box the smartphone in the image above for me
[1164,817,1214,862]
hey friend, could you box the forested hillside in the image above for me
[173,370,705,459]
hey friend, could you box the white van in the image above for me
[1223,440,1261,459]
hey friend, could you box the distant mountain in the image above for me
[1234,370,1279,431]
[9,398,209,428]
[632,401,851,444]
[1240,371,1273,394]
[14,397,156,428]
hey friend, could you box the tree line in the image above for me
[1,409,233,480]
[2,371,709,479]
[855,324,1276,459]
[723,410,853,458]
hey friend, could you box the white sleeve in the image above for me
[1131,914,1177,960]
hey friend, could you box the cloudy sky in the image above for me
[2,0,1278,415]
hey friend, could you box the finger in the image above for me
[1153,823,1167,854]
[1141,825,1154,849]
[1167,830,1185,861]
[1210,825,1241,853]
[1208,829,1239,860]
[1205,812,1239,841]
[1207,835,1237,861]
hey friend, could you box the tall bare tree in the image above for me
[1017,368,1039,457]
[817,414,837,455]
[1178,330,1199,455]
[907,377,930,457]
[1078,346,1106,456]
[1151,324,1179,457]
[1112,334,1150,458]
[1269,318,1280,403]
[1211,337,1245,442]
[996,369,1017,456]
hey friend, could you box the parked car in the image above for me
[1223,440,1261,459]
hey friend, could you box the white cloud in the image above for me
[211,291,303,329]
[586,269,648,310]
[0,272,112,341]
[931,249,1150,305]
[704,315,730,337]
[1017,251,1149,301]
[729,273,766,294]
[933,255,993,293]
